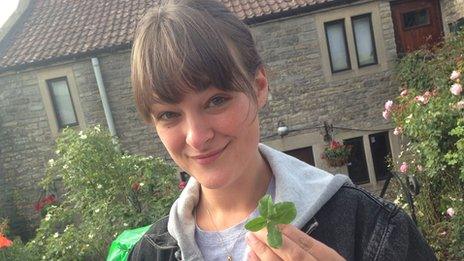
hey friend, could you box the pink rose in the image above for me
[450,70,461,81]
[446,207,455,217]
[384,100,393,111]
[400,89,408,97]
[382,110,390,120]
[400,162,408,173]
[415,95,425,103]
[450,83,462,96]
[393,127,402,136]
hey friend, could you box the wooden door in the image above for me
[390,0,444,54]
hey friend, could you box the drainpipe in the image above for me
[91,57,117,137]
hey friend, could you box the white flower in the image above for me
[78,131,83,136]
[123,223,128,227]
[450,70,461,81]
[80,134,88,140]
[139,182,145,187]
[88,233,94,239]
[63,164,68,170]
[94,125,101,132]
[95,209,100,213]
[446,207,455,217]
[53,232,59,238]
[55,150,60,155]
[45,213,51,221]
[97,184,102,189]
[85,244,90,247]
[48,159,55,166]
[42,256,46,260]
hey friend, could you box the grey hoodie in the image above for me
[167,143,352,260]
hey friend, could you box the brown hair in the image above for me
[131,0,263,123]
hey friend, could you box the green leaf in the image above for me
[270,202,297,224]
[245,216,267,232]
[267,223,282,248]
[258,195,273,218]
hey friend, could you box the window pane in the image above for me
[325,20,350,72]
[403,9,429,28]
[49,79,77,127]
[352,15,377,66]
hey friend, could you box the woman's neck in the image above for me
[195,150,272,231]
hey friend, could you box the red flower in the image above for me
[131,182,141,192]
[34,194,57,212]
[0,233,12,249]
[330,140,341,150]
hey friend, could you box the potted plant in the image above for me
[321,140,352,167]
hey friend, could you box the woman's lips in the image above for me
[191,145,227,165]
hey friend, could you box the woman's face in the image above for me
[151,69,268,190]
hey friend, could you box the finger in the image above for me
[246,232,282,261]
[252,228,316,261]
[247,249,260,261]
[279,224,345,261]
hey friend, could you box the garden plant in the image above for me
[383,32,464,259]
[0,126,180,260]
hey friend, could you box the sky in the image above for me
[0,0,20,28]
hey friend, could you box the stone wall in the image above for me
[0,0,400,238]
[441,0,464,34]
[253,0,398,141]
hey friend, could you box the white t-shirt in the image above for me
[194,177,276,261]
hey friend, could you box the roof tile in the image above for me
[0,0,340,71]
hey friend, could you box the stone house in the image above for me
[0,0,462,239]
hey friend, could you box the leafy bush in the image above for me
[21,126,180,260]
[385,32,464,259]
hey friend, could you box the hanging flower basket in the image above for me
[325,156,350,167]
[321,140,352,167]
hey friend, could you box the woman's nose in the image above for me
[185,114,214,150]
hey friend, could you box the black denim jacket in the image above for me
[128,185,437,261]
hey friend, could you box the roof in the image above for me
[0,0,351,72]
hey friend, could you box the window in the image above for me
[324,19,351,73]
[352,14,378,67]
[403,8,430,29]
[284,146,315,166]
[369,132,392,181]
[344,137,370,184]
[46,77,78,129]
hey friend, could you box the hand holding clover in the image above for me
[245,195,345,261]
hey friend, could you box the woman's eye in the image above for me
[157,111,179,121]
[207,96,229,108]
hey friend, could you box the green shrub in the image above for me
[386,32,464,259]
[22,126,180,260]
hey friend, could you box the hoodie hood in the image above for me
[167,143,352,260]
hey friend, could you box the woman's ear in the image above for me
[254,66,269,109]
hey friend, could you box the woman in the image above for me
[129,0,436,260]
